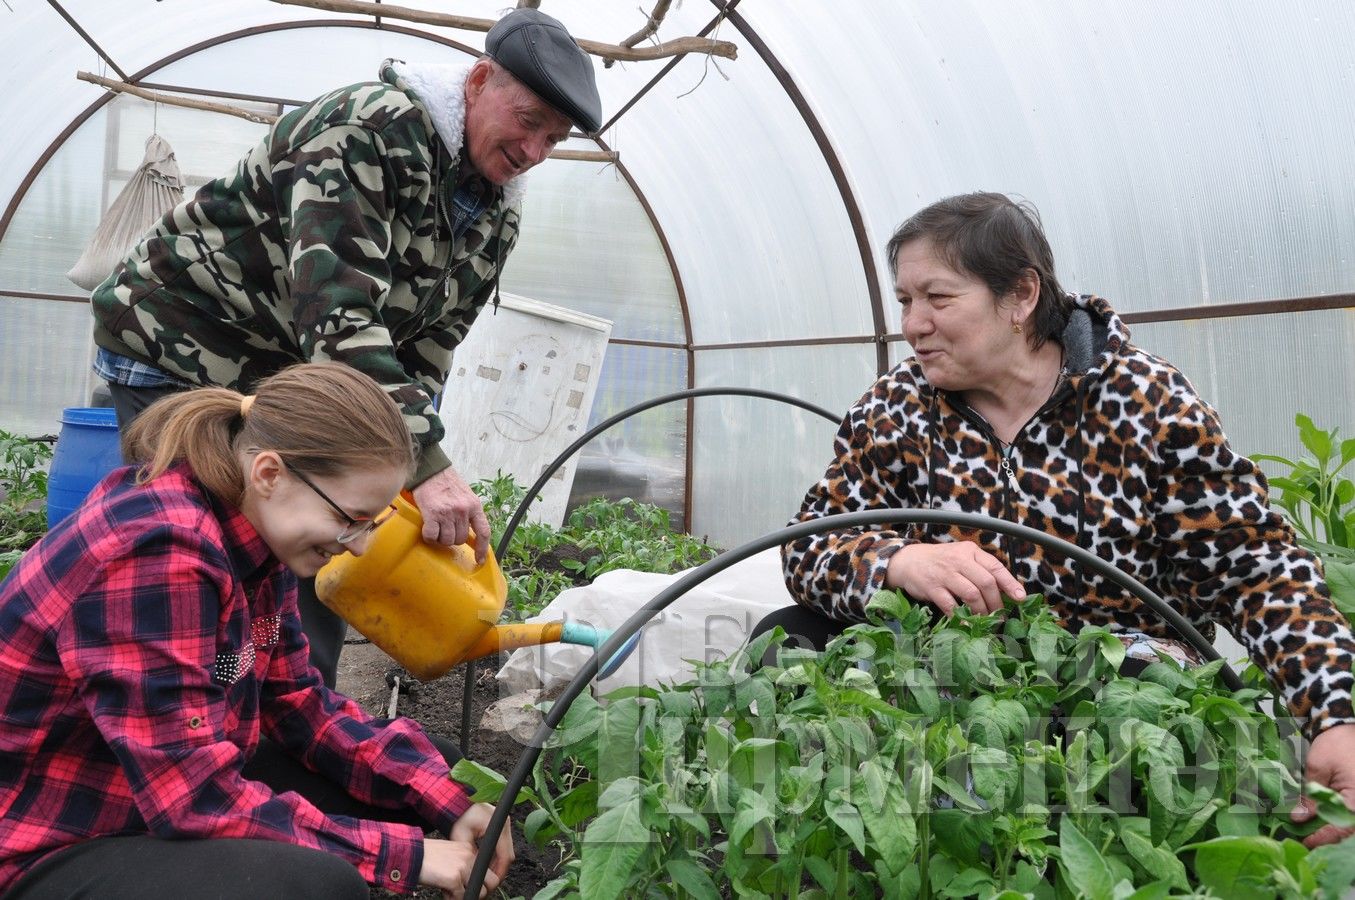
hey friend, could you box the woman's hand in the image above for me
[418,803,516,898]
[1292,722,1355,847]
[885,542,1025,616]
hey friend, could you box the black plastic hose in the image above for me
[457,386,842,757]
[464,507,1242,895]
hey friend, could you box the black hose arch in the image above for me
[493,385,843,561]
[457,386,842,757]
[465,507,1243,895]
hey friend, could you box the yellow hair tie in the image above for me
[239,395,256,417]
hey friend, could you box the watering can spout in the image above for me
[460,620,642,678]
[462,621,565,660]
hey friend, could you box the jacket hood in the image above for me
[1063,294,1130,381]
[380,60,528,209]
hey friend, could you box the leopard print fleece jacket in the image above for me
[782,294,1355,737]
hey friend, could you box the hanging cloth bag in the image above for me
[67,133,184,291]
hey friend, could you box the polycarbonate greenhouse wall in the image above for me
[2,0,1353,550]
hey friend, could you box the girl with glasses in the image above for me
[0,362,513,899]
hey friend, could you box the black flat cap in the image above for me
[486,9,602,135]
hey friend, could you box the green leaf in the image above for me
[1282,837,1318,896]
[1305,781,1355,828]
[1322,558,1355,622]
[866,588,913,624]
[1118,826,1189,890]
[1058,817,1115,900]
[1010,860,1046,893]
[930,809,988,868]
[664,857,721,900]
[1187,835,1287,900]
[522,806,559,845]
[1028,619,1066,678]
[934,866,995,898]
[1120,884,1172,900]
[825,787,867,855]
[967,695,1031,747]
[1309,839,1355,899]
[933,774,986,812]
[852,758,917,872]
[804,855,838,893]
[580,789,651,900]
[1298,413,1333,463]
[970,746,1019,809]
[1214,805,1262,837]
[448,758,538,805]
[1075,629,1127,674]
[557,779,599,828]
[1096,680,1187,723]
[729,789,776,851]
[901,668,941,718]
[1169,797,1224,847]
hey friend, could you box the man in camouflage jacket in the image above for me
[90,9,602,685]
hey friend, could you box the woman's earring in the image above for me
[1012,322,1024,334]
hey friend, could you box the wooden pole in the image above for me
[77,71,277,125]
[267,0,738,62]
[76,72,620,163]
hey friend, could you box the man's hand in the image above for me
[411,466,492,564]
[1292,722,1355,847]
[885,541,1025,616]
[417,804,515,898]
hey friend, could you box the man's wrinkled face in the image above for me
[463,60,573,185]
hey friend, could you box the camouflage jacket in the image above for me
[91,61,524,484]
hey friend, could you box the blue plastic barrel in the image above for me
[47,407,124,529]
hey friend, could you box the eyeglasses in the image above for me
[288,466,397,545]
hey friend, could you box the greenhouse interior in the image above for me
[4,2,1355,898]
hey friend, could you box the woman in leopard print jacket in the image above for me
[765,192,1355,846]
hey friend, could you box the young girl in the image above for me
[0,363,513,898]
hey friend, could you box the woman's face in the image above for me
[243,454,406,578]
[894,237,1023,393]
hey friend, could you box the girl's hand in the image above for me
[418,803,515,898]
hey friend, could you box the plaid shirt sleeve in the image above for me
[250,599,474,839]
[0,469,470,893]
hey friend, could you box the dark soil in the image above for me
[338,638,564,900]
[514,540,594,584]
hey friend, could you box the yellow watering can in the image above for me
[315,494,640,681]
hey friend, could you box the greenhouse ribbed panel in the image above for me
[690,343,873,550]
[0,295,96,432]
[502,160,683,343]
[3,4,1355,893]
[1131,309,1355,468]
[616,51,874,345]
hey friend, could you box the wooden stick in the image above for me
[267,0,738,62]
[620,0,674,50]
[606,0,675,69]
[550,148,618,163]
[77,71,278,125]
[76,72,619,163]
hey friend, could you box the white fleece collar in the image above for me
[391,61,528,209]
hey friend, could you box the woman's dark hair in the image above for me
[885,192,1071,349]
[122,362,417,504]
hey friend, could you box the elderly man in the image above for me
[90,8,602,686]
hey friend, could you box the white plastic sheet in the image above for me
[496,546,794,694]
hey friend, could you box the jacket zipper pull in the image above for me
[1000,445,1015,481]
